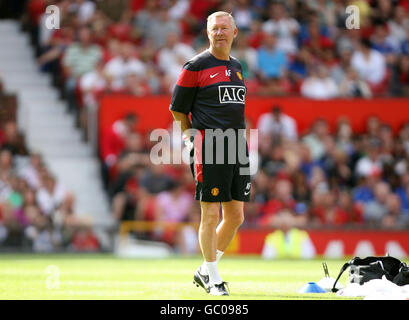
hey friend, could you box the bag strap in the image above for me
[331,258,356,293]
[331,256,402,292]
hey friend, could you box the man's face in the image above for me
[79,28,91,45]
[207,15,237,52]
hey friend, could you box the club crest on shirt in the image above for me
[236,71,243,80]
[211,187,219,196]
[218,85,246,104]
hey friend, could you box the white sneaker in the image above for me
[208,282,229,296]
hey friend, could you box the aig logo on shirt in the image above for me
[218,85,246,104]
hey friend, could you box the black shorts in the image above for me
[189,129,251,202]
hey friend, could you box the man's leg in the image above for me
[197,200,244,280]
[217,200,245,252]
[198,201,220,262]
[198,201,223,285]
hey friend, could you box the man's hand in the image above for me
[183,134,194,152]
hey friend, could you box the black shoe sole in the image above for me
[193,274,210,293]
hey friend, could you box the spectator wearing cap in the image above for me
[257,105,298,143]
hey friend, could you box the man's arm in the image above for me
[170,110,192,135]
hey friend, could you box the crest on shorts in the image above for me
[211,187,219,196]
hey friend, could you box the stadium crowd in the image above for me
[11,0,409,252]
[97,107,409,254]
[22,0,409,135]
[0,75,99,251]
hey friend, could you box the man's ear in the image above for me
[233,27,238,38]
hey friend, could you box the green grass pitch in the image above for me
[0,253,378,300]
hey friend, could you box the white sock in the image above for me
[205,261,223,285]
[200,250,224,274]
[216,249,224,262]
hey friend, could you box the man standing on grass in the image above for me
[169,11,251,296]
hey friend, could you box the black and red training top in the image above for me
[169,49,247,130]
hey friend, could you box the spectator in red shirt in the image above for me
[182,0,221,34]
[71,227,100,252]
[100,113,139,189]
[258,179,296,226]
[309,183,336,225]
[330,190,363,225]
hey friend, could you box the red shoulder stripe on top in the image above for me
[176,68,198,87]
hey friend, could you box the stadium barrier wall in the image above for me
[105,96,409,258]
[98,95,409,152]
[119,221,409,258]
[233,229,409,258]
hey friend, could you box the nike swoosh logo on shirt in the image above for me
[244,191,250,196]
[210,73,219,78]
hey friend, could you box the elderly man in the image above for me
[169,11,250,296]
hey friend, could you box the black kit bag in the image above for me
[331,255,409,292]
[393,263,409,286]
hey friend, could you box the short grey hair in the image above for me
[207,11,237,30]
